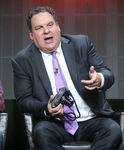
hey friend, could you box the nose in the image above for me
[43,26,50,34]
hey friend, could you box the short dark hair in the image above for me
[26,6,58,31]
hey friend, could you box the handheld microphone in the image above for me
[54,68,58,74]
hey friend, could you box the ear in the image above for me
[56,22,61,32]
[28,31,33,41]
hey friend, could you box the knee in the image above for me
[109,121,122,142]
[33,121,60,141]
[33,121,62,148]
[33,121,50,138]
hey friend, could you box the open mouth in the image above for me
[44,36,53,43]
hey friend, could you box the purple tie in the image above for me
[52,51,78,135]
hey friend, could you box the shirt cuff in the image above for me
[97,73,104,88]
[44,108,51,117]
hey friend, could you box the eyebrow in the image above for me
[34,21,54,29]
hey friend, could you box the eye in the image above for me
[48,22,53,28]
[35,26,43,30]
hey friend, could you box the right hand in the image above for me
[81,66,102,90]
[47,95,64,117]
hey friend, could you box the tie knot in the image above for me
[51,51,56,57]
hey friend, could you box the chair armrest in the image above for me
[24,113,35,150]
[120,112,124,136]
[0,113,8,150]
[119,112,124,150]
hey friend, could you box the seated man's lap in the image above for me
[33,120,73,145]
[32,117,122,149]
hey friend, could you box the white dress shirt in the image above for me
[40,43,104,122]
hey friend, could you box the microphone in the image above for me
[54,68,58,74]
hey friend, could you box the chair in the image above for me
[0,113,8,150]
[24,112,124,150]
[0,81,8,149]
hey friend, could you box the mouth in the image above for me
[44,36,53,44]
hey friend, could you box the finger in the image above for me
[52,108,64,117]
[51,105,64,116]
[89,66,97,80]
[50,103,63,113]
[89,66,95,74]
[84,85,97,90]
[82,79,99,88]
[81,79,94,85]
[48,95,54,104]
[83,74,101,88]
[47,95,54,114]
[88,81,99,87]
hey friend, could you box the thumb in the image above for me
[48,95,54,104]
[89,66,95,74]
[89,66,95,79]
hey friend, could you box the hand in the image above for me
[81,66,102,90]
[47,95,64,117]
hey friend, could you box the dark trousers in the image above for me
[33,117,122,150]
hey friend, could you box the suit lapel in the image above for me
[61,37,78,87]
[31,45,52,96]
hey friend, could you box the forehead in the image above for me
[31,12,55,26]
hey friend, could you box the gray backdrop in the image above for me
[0,0,124,99]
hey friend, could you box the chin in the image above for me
[44,49,54,53]
[47,46,56,51]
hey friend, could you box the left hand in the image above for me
[81,66,102,90]
[47,95,64,117]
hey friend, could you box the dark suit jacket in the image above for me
[11,34,115,122]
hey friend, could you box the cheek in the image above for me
[55,30,61,41]
[32,35,44,48]
[34,33,43,43]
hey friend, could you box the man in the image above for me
[11,6,122,150]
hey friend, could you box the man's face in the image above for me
[29,12,61,53]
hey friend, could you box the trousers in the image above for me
[33,117,122,150]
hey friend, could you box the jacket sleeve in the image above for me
[11,56,48,120]
[86,35,115,91]
[75,35,115,91]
